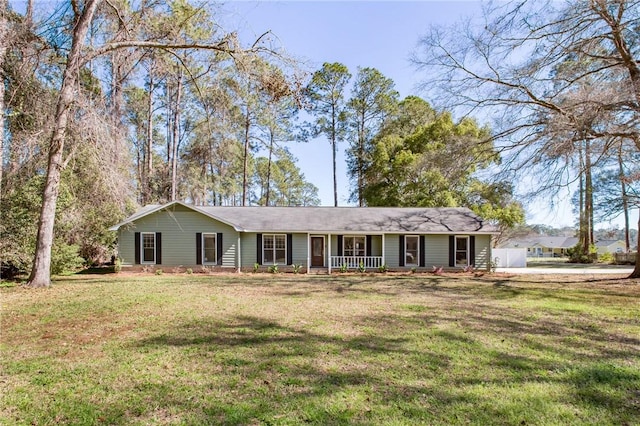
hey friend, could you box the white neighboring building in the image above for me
[492,248,527,267]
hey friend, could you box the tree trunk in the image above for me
[630,212,640,278]
[578,145,587,254]
[618,145,630,252]
[358,116,365,207]
[585,139,594,258]
[331,106,338,207]
[27,0,102,288]
[171,68,182,201]
[0,0,8,205]
[143,65,154,205]
[110,52,124,165]
[265,129,274,206]
[242,112,250,206]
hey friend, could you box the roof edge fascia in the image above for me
[240,229,500,235]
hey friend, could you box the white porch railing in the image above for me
[330,256,384,270]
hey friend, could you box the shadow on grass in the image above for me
[9,274,638,424]
[126,307,640,425]
[75,266,117,275]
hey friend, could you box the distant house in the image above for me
[109,201,499,272]
[594,239,626,255]
[501,236,628,258]
[500,236,578,258]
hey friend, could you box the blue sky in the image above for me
[220,1,601,228]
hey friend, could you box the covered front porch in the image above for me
[306,234,386,273]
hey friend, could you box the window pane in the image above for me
[275,249,286,264]
[456,237,468,266]
[406,236,418,265]
[264,249,274,264]
[344,237,354,256]
[275,235,286,249]
[204,234,216,264]
[355,237,365,256]
[264,235,274,249]
[143,234,155,262]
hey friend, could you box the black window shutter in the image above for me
[399,235,405,267]
[134,232,141,264]
[256,234,263,265]
[196,233,202,265]
[337,235,343,256]
[449,235,455,267]
[155,232,162,265]
[287,234,293,265]
[217,233,224,265]
[470,236,476,266]
[419,235,426,267]
[366,235,372,257]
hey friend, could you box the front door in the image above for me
[311,236,324,267]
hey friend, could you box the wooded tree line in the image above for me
[1,0,638,284]
[0,0,525,285]
[0,0,327,282]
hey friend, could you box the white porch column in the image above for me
[328,233,332,274]
[382,234,386,268]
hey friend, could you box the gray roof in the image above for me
[595,239,624,247]
[499,236,578,249]
[110,201,498,234]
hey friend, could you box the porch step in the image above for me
[308,268,330,275]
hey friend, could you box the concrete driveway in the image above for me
[496,264,634,275]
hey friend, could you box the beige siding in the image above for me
[474,234,491,270]
[385,234,400,268]
[292,234,308,266]
[118,205,238,267]
[424,235,450,268]
[241,233,258,267]
[118,228,135,266]
[330,235,338,256]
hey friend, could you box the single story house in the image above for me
[594,239,627,255]
[500,237,578,258]
[501,236,628,257]
[109,201,498,272]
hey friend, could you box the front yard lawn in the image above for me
[2,273,639,425]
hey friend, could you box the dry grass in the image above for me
[1,272,639,425]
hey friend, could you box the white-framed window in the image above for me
[263,234,286,264]
[142,232,156,264]
[203,233,217,265]
[405,235,419,266]
[344,236,365,257]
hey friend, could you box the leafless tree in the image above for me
[415,0,640,277]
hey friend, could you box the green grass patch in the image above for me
[1,273,639,425]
